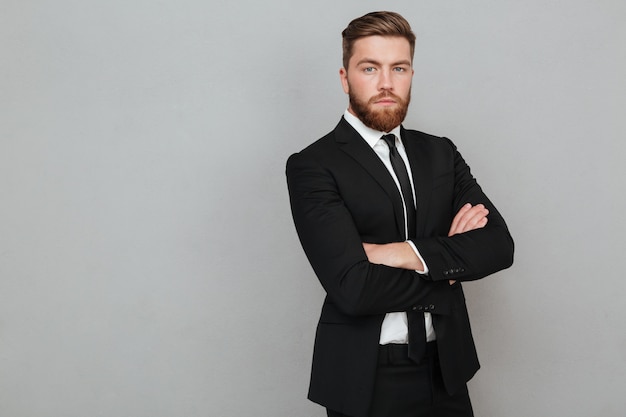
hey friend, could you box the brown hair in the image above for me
[341,11,416,69]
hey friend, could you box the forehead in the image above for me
[349,35,412,64]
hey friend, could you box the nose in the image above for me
[378,68,393,91]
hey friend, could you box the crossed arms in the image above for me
[363,203,489,284]
[286,135,514,316]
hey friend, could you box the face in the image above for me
[340,36,413,132]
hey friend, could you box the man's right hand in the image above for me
[448,203,489,237]
[447,203,489,284]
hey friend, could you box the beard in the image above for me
[348,88,411,133]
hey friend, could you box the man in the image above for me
[286,11,514,417]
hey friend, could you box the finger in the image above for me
[451,205,488,235]
[467,207,489,228]
[463,216,488,234]
[448,203,472,236]
[452,204,482,235]
[458,207,489,234]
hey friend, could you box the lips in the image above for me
[371,92,400,105]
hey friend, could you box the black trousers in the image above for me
[327,343,474,417]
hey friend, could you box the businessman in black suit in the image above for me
[286,11,514,417]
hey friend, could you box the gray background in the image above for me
[1,1,625,416]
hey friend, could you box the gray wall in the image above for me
[1,1,625,416]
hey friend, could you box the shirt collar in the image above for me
[343,110,402,149]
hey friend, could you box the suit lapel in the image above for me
[402,127,433,238]
[334,118,405,236]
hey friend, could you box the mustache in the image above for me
[369,91,404,104]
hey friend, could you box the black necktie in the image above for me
[381,134,426,363]
[381,134,416,239]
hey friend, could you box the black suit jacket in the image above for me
[286,117,514,417]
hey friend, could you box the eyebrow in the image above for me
[356,58,412,67]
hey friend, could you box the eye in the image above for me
[363,67,376,73]
[393,67,407,72]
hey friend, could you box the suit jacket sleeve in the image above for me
[409,137,514,283]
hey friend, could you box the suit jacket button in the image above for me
[429,304,435,310]
[443,270,449,276]
[417,305,424,312]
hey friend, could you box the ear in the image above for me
[339,67,349,94]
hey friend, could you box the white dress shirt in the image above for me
[343,110,436,344]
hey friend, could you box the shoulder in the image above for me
[298,129,338,155]
[286,129,335,169]
[287,118,357,165]
[285,126,341,180]
[401,127,455,148]
[401,127,461,160]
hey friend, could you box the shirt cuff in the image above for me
[406,240,429,274]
